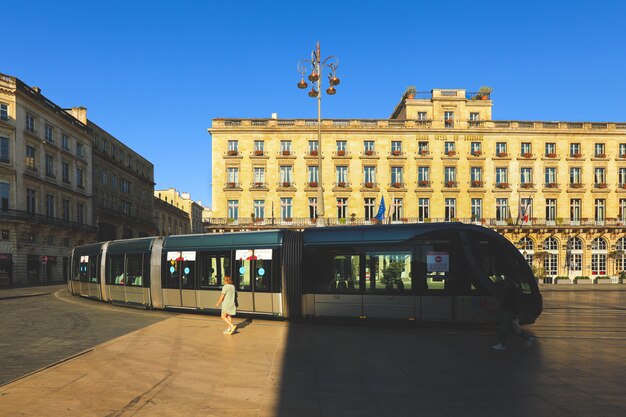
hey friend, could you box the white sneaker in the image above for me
[492,343,507,351]
[223,328,231,334]
[526,337,535,348]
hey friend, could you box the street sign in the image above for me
[40,255,48,264]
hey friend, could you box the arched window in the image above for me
[543,237,559,276]
[519,237,534,265]
[591,237,608,275]
[566,237,583,275]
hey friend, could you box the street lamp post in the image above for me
[297,42,340,226]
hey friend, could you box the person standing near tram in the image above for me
[215,275,237,334]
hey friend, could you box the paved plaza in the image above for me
[1,286,626,416]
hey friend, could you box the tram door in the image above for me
[235,249,274,313]
[164,251,197,308]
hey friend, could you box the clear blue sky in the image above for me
[5,0,626,207]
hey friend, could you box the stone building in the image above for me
[0,73,96,285]
[154,188,204,233]
[208,88,626,281]
[153,195,191,236]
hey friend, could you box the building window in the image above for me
[336,140,347,154]
[444,111,454,128]
[45,154,55,178]
[417,111,427,121]
[337,198,347,219]
[496,198,508,223]
[615,238,626,274]
[306,165,318,185]
[254,140,264,154]
[121,200,131,215]
[444,141,455,154]
[545,167,557,186]
[518,237,534,265]
[0,103,8,120]
[546,199,557,223]
[418,198,429,221]
[545,143,556,156]
[594,143,606,157]
[364,197,375,220]
[391,141,402,155]
[27,188,36,214]
[594,167,606,186]
[444,198,456,221]
[391,198,403,221]
[570,143,581,157]
[46,194,55,218]
[62,199,70,222]
[519,198,533,223]
[570,167,581,185]
[0,137,9,163]
[520,142,532,156]
[495,167,508,185]
[280,140,292,155]
[280,166,293,185]
[227,200,239,220]
[336,166,348,185]
[570,199,581,224]
[621,200,626,225]
[495,142,507,156]
[0,181,9,211]
[254,167,265,185]
[620,144,626,158]
[45,124,54,142]
[591,237,607,276]
[62,162,70,184]
[26,114,35,133]
[76,168,84,189]
[227,167,239,185]
[469,112,479,121]
[470,167,482,185]
[121,179,130,193]
[470,142,481,155]
[444,166,456,186]
[309,198,318,219]
[25,145,36,170]
[280,198,292,219]
[391,166,403,186]
[308,140,318,154]
[520,167,533,185]
[62,134,70,151]
[566,237,583,274]
[228,140,238,154]
[471,198,482,221]
[418,166,429,185]
[619,168,626,187]
[595,199,606,224]
[543,237,559,277]
[101,168,107,185]
[253,200,265,219]
[418,141,429,154]
[363,166,376,185]
[76,142,84,158]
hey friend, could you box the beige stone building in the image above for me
[155,188,203,234]
[0,73,97,285]
[208,88,626,281]
[153,195,191,236]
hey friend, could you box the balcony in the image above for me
[444,180,457,188]
[224,182,240,190]
[520,182,534,189]
[390,182,405,189]
[417,180,431,188]
[0,208,96,232]
[363,182,376,189]
[470,150,483,157]
[470,180,484,188]
[495,182,510,189]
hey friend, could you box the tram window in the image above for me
[414,245,451,293]
[316,253,360,294]
[253,257,272,293]
[126,254,143,287]
[108,255,125,285]
[365,251,412,293]
[181,259,195,289]
[163,256,179,289]
[88,257,98,283]
[198,253,230,290]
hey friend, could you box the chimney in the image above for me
[32,86,41,94]
[68,106,88,124]
[271,112,278,119]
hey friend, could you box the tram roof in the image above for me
[73,242,104,255]
[163,230,284,251]
[303,223,493,246]
[107,237,156,254]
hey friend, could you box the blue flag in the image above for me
[375,196,386,220]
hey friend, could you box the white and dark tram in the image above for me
[69,223,542,324]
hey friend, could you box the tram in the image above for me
[69,223,542,324]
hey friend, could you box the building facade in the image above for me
[155,188,204,233]
[0,73,97,285]
[80,117,156,241]
[208,88,626,281]
[153,195,191,236]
